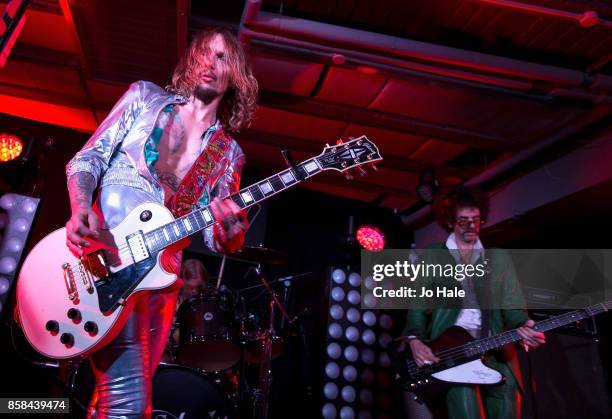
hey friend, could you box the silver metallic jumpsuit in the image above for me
[66,80,245,418]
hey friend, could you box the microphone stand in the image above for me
[252,265,293,419]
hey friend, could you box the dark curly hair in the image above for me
[433,186,490,232]
[167,28,258,133]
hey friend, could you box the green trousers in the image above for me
[444,363,520,419]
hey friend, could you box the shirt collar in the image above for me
[446,233,484,264]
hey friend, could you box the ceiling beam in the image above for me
[259,91,509,151]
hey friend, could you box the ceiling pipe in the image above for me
[242,11,612,94]
[472,0,612,29]
[249,38,555,103]
[242,28,611,105]
[400,107,611,225]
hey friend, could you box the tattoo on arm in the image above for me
[68,172,97,210]
[158,171,181,191]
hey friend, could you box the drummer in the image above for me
[171,258,211,344]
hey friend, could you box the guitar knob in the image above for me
[67,308,81,322]
[45,320,59,333]
[84,321,98,335]
[60,333,74,346]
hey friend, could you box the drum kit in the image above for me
[152,245,307,419]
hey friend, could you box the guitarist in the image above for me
[63,29,257,417]
[401,186,545,419]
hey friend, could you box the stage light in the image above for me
[356,225,385,251]
[0,256,17,274]
[347,289,361,305]
[331,286,346,302]
[330,304,344,320]
[361,349,375,365]
[348,272,361,287]
[0,134,23,162]
[0,193,39,315]
[346,307,360,323]
[363,293,376,308]
[339,406,354,419]
[363,275,375,290]
[378,352,391,368]
[329,323,343,339]
[362,311,376,326]
[342,365,357,382]
[0,276,10,294]
[325,362,340,379]
[343,346,358,362]
[332,268,346,284]
[341,385,356,403]
[379,314,393,329]
[324,382,339,399]
[323,268,395,418]
[362,329,376,345]
[322,403,337,419]
[327,342,342,359]
[378,333,392,349]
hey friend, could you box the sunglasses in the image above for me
[455,217,484,228]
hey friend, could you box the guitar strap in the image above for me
[169,128,233,218]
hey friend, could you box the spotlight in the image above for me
[416,169,439,203]
[356,226,385,251]
[0,133,23,162]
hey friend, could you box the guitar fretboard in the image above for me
[462,304,608,358]
[143,158,321,253]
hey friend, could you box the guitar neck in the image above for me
[144,158,322,253]
[463,304,608,358]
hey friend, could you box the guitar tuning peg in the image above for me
[370,163,379,172]
[358,166,367,177]
[345,170,354,180]
[336,139,344,145]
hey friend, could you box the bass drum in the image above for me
[152,364,235,419]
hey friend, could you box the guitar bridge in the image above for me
[62,263,78,301]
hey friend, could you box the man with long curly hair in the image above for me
[64,28,258,417]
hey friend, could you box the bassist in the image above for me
[400,186,545,419]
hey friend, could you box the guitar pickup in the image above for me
[127,231,150,263]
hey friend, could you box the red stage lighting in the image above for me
[0,133,23,162]
[356,226,385,252]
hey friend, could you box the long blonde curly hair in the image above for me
[167,28,258,133]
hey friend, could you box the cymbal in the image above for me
[236,245,288,265]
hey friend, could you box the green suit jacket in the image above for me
[403,243,528,389]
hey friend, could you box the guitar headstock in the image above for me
[316,136,382,173]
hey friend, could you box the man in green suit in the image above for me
[402,187,545,419]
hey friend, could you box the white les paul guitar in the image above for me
[17,136,382,359]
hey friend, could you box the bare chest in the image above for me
[153,111,207,201]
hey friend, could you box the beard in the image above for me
[194,84,219,104]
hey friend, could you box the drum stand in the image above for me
[252,265,293,419]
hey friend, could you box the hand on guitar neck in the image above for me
[398,319,545,368]
[516,319,545,351]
